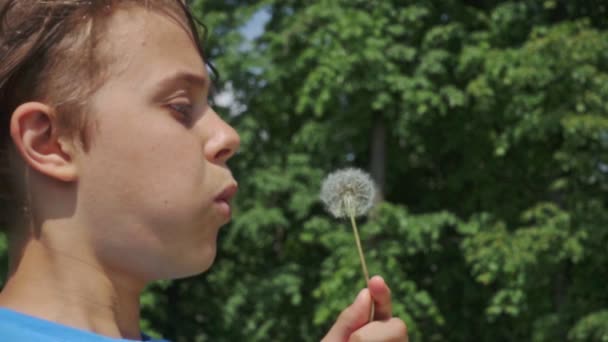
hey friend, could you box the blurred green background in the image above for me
[2,0,608,341]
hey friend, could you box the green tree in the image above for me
[2,1,607,341]
[160,0,606,341]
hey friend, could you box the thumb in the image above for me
[322,289,372,342]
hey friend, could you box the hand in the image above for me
[322,276,408,342]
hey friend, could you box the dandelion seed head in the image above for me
[320,168,376,218]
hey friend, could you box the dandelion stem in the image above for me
[349,213,375,323]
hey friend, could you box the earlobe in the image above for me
[10,102,78,182]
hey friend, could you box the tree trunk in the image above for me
[370,116,386,202]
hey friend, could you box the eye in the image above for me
[167,103,193,125]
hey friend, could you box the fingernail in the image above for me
[370,275,384,284]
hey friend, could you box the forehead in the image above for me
[98,6,207,88]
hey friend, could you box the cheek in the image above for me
[81,115,206,222]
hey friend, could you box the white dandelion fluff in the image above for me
[320,168,377,218]
[320,167,377,322]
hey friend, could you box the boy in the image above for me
[0,1,407,341]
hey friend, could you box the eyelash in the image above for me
[168,103,193,124]
[209,83,217,98]
[166,87,215,124]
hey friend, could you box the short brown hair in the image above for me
[0,0,213,229]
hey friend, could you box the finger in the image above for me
[322,289,373,342]
[347,318,408,342]
[368,275,392,321]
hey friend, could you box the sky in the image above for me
[240,8,271,41]
[215,8,270,113]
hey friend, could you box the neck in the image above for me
[0,225,145,340]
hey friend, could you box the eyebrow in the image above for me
[153,70,211,95]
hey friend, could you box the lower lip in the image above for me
[214,200,232,218]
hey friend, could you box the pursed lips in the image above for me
[213,182,238,218]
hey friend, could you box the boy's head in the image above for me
[1,0,205,222]
[0,0,240,282]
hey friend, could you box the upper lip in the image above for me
[215,182,238,202]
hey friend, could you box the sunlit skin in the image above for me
[0,8,239,340]
[0,5,407,342]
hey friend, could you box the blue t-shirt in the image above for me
[0,308,169,342]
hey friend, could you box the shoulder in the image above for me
[0,308,65,341]
[0,308,167,342]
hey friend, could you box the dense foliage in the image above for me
[1,0,607,341]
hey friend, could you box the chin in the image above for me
[166,247,218,280]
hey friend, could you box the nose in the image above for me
[204,111,240,164]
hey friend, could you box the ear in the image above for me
[10,102,78,182]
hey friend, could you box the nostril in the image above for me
[215,148,232,162]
